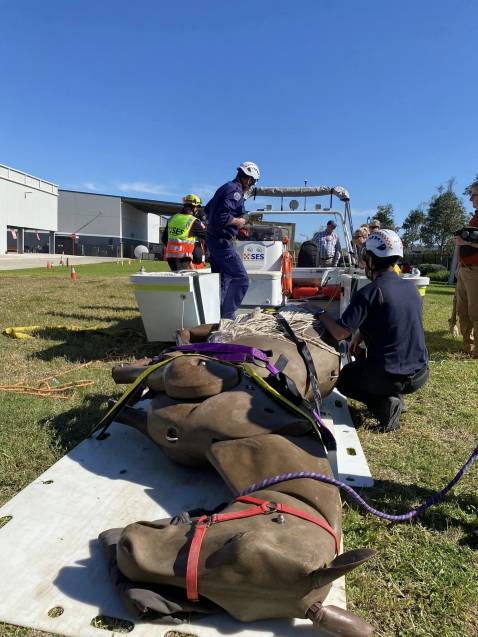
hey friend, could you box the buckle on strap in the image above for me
[261,501,278,513]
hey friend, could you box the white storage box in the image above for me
[131,271,220,342]
[339,273,369,316]
[241,271,283,307]
[401,274,430,297]
[234,240,283,271]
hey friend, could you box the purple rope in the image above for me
[238,444,478,522]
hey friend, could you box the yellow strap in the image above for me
[94,358,174,431]
[94,356,321,441]
[3,326,41,339]
[3,324,111,339]
[241,363,320,435]
[94,353,237,432]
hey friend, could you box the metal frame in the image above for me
[249,208,356,267]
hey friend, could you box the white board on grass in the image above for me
[321,389,374,488]
[0,422,346,637]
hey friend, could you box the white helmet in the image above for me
[237,161,260,181]
[365,229,403,258]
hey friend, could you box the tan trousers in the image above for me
[456,264,478,356]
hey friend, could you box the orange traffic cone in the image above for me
[70,267,77,281]
[46,261,51,269]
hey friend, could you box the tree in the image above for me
[420,183,467,258]
[401,208,426,248]
[373,203,396,229]
[463,173,478,197]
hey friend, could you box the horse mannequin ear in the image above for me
[314,548,377,588]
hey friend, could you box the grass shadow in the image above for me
[45,310,128,322]
[426,286,455,296]
[30,318,167,363]
[39,392,114,450]
[81,305,134,312]
[351,479,478,545]
[424,329,464,356]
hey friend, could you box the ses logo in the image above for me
[242,244,265,262]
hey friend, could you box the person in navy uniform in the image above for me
[204,162,260,319]
[314,229,429,432]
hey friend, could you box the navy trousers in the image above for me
[337,359,429,407]
[206,237,249,319]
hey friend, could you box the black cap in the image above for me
[327,219,337,227]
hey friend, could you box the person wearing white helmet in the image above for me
[204,162,260,319]
[313,229,429,432]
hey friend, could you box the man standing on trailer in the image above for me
[312,219,342,267]
[204,162,260,319]
[454,180,478,357]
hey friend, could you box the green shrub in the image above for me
[428,269,450,282]
[418,263,448,274]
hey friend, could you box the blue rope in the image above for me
[238,444,478,522]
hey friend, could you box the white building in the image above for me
[57,190,181,258]
[0,164,58,254]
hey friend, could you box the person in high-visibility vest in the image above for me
[162,194,206,271]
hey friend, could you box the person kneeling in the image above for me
[315,229,429,432]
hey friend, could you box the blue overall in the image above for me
[205,180,249,319]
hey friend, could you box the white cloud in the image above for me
[83,182,101,191]
[117,181,178,197]
[63,181,105,192]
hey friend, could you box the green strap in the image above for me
[240,363,322,439]
[91,358,173,436]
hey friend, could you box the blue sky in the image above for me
[1,0,476,238]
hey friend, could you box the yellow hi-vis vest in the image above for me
[165,213,196,260]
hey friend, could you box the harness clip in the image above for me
[262,501,278,513]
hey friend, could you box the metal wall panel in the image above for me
[58,191,121,236]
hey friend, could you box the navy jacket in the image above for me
[205,180,245,241]
[338,272,428,375]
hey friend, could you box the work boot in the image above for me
[374,397,402,432]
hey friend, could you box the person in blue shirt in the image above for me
[312,219,342,266]
[315,229,429,432]
[205,162,260,319]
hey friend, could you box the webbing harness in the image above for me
[186,494,339,602]
[91,347,335,448]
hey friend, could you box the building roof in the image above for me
[59,189,182,216]
[120,196,182,216]
[1,164,58,194]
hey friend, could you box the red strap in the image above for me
[186,496,339,601]
[236,496,339,554]
[186,516,208,602]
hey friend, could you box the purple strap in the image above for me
[169,343,280,375]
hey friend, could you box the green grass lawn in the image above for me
[0,270,476,637]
